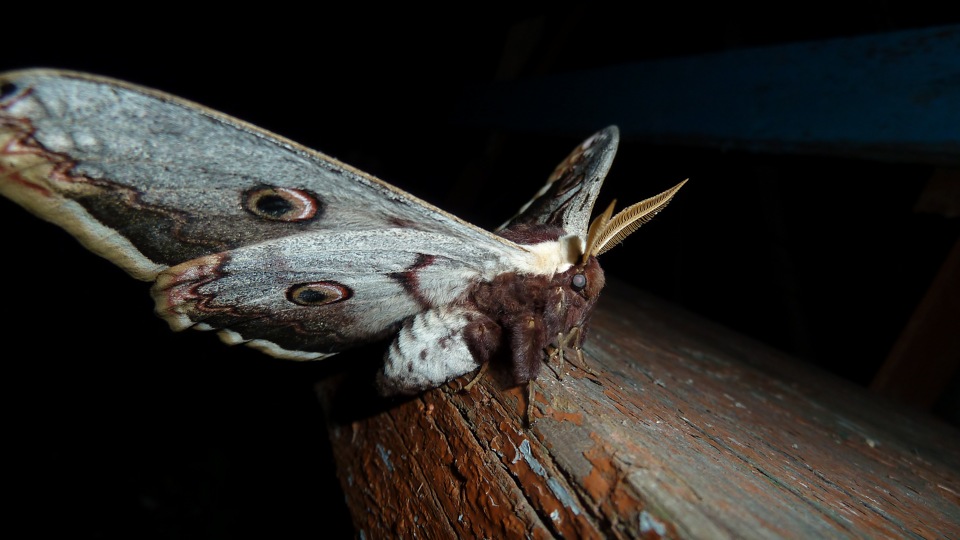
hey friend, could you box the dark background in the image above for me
[3,7,958,539]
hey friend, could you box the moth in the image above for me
[0,69,685,412]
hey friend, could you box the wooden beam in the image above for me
[317,279,960,538]
[456,25,960,165]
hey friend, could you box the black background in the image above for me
[3,7,958,539]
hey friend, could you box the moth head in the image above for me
[566,256,605,302]
[551,256,606,337]
[581,179,687,264]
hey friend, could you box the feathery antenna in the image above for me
[582,180,687,263]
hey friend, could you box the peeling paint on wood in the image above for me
[317,278,960,539]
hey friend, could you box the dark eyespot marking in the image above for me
[0,82,18,101]
[571,273,587,291]
[287,281,352,306]
[243,186,323,222]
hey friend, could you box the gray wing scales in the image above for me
[0,69,520,280]
[0,69,539,361]
[154,228,518,360]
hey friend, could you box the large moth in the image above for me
[0,69,684,410]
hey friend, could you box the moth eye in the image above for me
[0,82,17,100]
[287,281,353,306]
[243,186,322,222]
[571,273,587,291]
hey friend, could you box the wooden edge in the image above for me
[316,279,960,539]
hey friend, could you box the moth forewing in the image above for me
[498,126,619,236]
[0,69,688,420]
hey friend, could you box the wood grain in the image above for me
[317,278,960,539]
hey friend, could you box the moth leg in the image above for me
[545,337,566,380]
[568,342,599,379]
[525,382,536,428]
[547,326,598,380]
[462,362,490,392]
[546,327,578,379]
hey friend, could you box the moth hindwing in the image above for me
[0,69,686,405]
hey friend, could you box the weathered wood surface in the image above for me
[316,278,960,539]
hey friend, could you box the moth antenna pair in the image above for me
[582,179,688,263]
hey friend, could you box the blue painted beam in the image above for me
[456,25,960,165]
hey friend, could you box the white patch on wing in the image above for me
[216,328,335,361]
[217,328,247,345]
[379,306,480,395]
[161,311,197,332]
[245,339,335,361]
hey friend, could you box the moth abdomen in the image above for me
[378,306,484,396]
